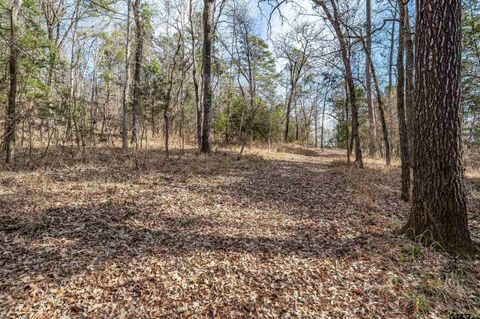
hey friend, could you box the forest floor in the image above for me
[0,144,479,318]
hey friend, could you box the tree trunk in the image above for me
[365,0,376,158]
[67,14,79,144]
[387,9,396,97]
[189,0,202,149]
[397,0,410,201]
[404,3,415,162]
[294,105,299,141]
[321,90,328,150]
[200,0,214,153]
[344,81,351,163]
[402,0,476,257]
[365,51,391,166]
[165,45,181,159]
[90,49,98,142]
[314,96,318,148]
[387,9,397,151]
[5,0,22,164]
[121,0,132,149]
[131,0,143,146]
[284,88,294,142]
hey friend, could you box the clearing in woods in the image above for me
[0,146,479,318]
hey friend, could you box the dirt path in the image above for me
[0,146,479,318]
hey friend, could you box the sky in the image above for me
[248,0,323,42]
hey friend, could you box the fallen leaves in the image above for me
[0,146,478,318]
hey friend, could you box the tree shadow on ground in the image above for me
[0,146,394,289]
[275,145,345,159]
[0,203,396,289]
[1,146,479,317]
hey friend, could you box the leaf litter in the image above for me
[0,146,479,318]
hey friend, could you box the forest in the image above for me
[0,0,479,317]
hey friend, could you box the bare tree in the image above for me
[314,0,363,168]
[275,24,317,143]
[320,74,335,149]
[164,42,182,159]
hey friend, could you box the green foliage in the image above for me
[412,294,431,314]
[212,34,281,142]
[398,242,422,263]
[419,278,443,297]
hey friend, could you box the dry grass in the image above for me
[0,144,479,318]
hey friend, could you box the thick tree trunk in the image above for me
[121,0,132,149]
[397,0,410,201]
[402,0,476,257]
[201,0,214,153]
[5,0,22,164]
[365,0,376,158]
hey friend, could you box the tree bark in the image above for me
[402,0,477,257]
[314,93,319,148]
[397,0,410,201]
[365,0,376,158]
[364,47,391,166]
[5,0,22,164]
[404,3,415,162]
[66,13,79,144]
[320,91,327,150]
[131,0,143,146]
[165,43,182,159]
[189,0,202,149]
[121,0,132,149]
[387,9,396,98]
[284,89,294,142]
[344,80,351,163]
[200,0,215,153]
[387,9,397,149]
